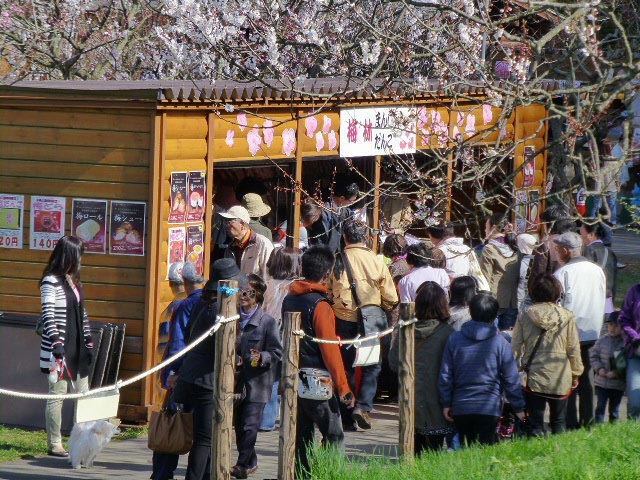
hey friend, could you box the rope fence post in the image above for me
[211,280,238,480]
[278,311,301,480]
[398,302,415,460]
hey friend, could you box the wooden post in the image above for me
[278,312,302,480]
[398,302,415,460]
[211,280,238,480]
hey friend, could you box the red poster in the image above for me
[167,227,186,279]
[168,172,188,224]
[186,171,206,223]
[109,201,146,256]
[186,224,205,276]
[72,199,107,254]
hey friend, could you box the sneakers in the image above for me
[231,464,257,479]
[47,445,69,457]
[352,408,372,430]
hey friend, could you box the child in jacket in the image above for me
[589,312,626,423]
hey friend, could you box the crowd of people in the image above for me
[37,176,640,479]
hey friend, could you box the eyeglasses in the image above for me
[240,289,256,298]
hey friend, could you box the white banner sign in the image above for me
[339,107,416,157]
[30,196,66,251]
[0,194,24,249]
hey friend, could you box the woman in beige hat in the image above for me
[241,193,273,241]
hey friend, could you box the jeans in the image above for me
[595,386,624,423]
[183,382,214,480]
[497,307,518,331]
[296,395,344,478]
[336,319,381,423]
[233,400,266,469]
[567,341,595,429]
[45,374,89,449]
[260,381,280,431]
[525,390,568,436]
[453,414,499,446]
[626,355,640,420]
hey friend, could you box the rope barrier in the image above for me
[292,318,417,347]
[0,314,240,401]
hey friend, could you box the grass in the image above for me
[308,422,640,480]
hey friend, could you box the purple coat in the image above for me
[619,284,640,351]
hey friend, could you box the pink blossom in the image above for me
[263,119,274,147]
[237,113,247,132]
[400,140,407,149]
[247,125,262,156]
[282,128,296,156]
[305,116,318,138]
[328,130,338,150]
[408,136,415,149]
[482,104,493,125]
[225,129,235,147]
[465,113,475,133]
[315,131,325,151]
[322,115,332,134]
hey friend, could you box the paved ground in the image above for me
[611,228,640,259]
[0,403,400,480]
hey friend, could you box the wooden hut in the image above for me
[0,79,551,423]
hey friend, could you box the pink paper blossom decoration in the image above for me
[328,130,338,150]
[408,136,415,149]
[465,113,476,133]
[237,113,247,131]
[315,131,325,152]
[247,125,262,156]
[263,119,274,147]
[282,128,296,156]
[400,140,407,150]
[322,115,332,134]
[225,129,235,147]
[482,104,493,125]
[305,116,318,138]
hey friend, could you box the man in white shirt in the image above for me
[553,231,606,429]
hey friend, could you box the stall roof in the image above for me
[0,78,565,105]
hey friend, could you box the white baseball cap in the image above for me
[219,205,251,224]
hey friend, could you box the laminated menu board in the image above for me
[186,224,205,277]
[30,196,66,251]
[0,194,24,249]
[186,171,206,223]
[109,201,146,256]
[514,190,528,234]
[168,172,188,224]
[167,227,186,279]
[527,189,540,231]
[523,146,536,188]
[72,199,107,254]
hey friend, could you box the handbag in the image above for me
[148,390,193,455]
[298,368,333,400]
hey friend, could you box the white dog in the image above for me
[68,420,120,469]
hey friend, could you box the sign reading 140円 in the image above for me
[339,107,416,158]
[30,196,66,251]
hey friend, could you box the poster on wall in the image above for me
[527,189,541,231]
[0,194,24,249]
[522,146,536,188]
[109,201,146,256]
[514,190,528,234]
[186,171,206,223]
[339,106,416,158]
[168,172,188,224]
[72,199,107,254]
[30,196,66,251]
[186,224,205,277]
[167,227,186,279]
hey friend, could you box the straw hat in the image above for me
[241,193,271,218]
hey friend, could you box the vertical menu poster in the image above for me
[527,189,540,231]
[186,224,205,277]
[168,172,188,224]
[186,171,206,223]
[110,201,146,256]
[522,146,536,188]
[514,190,528,234]
[0,194,24,249]
[72,199,107,254]
[167,227,186,279]
[30,196,66,251]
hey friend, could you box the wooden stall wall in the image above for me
[0,106,153,411]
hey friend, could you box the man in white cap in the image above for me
[553,231,606,429]
[241,192,273,242]
[220,205,274,281]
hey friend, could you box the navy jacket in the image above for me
[236,307,283,403]
[438,320,525,416]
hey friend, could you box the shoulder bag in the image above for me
[148,389,193,455]
[520,328,547,389]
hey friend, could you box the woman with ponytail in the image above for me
[479,212,520,330]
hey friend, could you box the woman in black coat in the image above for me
[232,274,283,479]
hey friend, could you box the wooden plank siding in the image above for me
[0,106,154,414]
